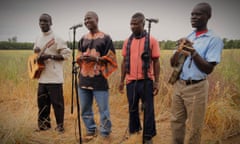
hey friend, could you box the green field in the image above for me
[0,49,240,144]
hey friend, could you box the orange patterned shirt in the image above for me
[77,31,117,90]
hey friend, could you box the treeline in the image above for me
[0,38,240,50]
[114,39,240,49]
[0,41,34,50]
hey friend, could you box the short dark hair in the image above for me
[40,13,52,24]
[131,12,145,25]
[85,11,99,22]
[196,2,212,18]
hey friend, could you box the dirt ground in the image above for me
[1,99,240,144]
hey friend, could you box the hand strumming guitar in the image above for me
[34,47,41,53]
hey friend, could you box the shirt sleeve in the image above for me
[150,36,160,58]
[122,39,128,57]
[205,36,224,64]
[56,37,72,60]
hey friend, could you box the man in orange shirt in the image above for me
[76,11,117,140]
[119,12,160,144]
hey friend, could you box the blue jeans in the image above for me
[78,88,111,136]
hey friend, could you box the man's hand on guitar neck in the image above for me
[170,38,196,67]
[34,47,41,53]
[176,37,195,56]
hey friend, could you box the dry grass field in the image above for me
[0,49,240,144]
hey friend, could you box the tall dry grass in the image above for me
[203,49,240,143]
[0,49,239,144]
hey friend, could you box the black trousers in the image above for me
[126,79,156,139]
[37,83,64,129]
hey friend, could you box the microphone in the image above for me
[69,23,83,30]
[146,18,159,23]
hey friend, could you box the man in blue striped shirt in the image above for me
[170,2,224,144]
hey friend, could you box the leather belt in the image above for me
[180,79,205,85]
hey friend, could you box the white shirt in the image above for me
[33,30,71,83]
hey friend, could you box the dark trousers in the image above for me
[37,83,64,129]
[126,79,156,139]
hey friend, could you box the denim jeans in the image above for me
[78,88,111,136]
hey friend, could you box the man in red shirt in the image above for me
[119,12,160,144]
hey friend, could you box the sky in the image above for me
[0,0,239,42]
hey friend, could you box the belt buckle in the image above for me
[187,79,205,85]
[186,80,192,85]
[179,79,187,85]
[179,79,194,85]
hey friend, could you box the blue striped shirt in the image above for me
[180,30,224,80]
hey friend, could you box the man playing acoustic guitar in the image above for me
[32,13,71,133]
[169,3,223,144]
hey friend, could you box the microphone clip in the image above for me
[69,23,83,30]
[146,18,159,24]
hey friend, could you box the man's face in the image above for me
[84,12,98,31]
[191,5,209,29]
[130,18,144,36]
[39,14,51,32]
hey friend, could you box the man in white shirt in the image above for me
[33,13,71,133]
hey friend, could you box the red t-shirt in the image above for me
[122,36,160,84]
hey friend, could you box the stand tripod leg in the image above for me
[70,26,82,144]
[74,68,82,144]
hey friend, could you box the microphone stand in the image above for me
[141,20,152,144]
[70,27,82,144]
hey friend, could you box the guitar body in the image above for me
[168,38,193,85]
[28,53,45,79]
[168,54,187,84]
[27,38,55,79]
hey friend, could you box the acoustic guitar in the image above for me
[28,38,55,79]
[168,39,194,85]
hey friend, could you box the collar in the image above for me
[195,29,208,37]
[133,30,147,39]
[42,30,53,36]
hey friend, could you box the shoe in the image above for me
[123,130,140,141]
[87,129,97,136]
[129,130,141,135]
[55,126,64,133]
[100,131,110,138]
[144,138,153,144]
[82,130,97,142]
[99,134,112,144]
[34,126,51,132]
